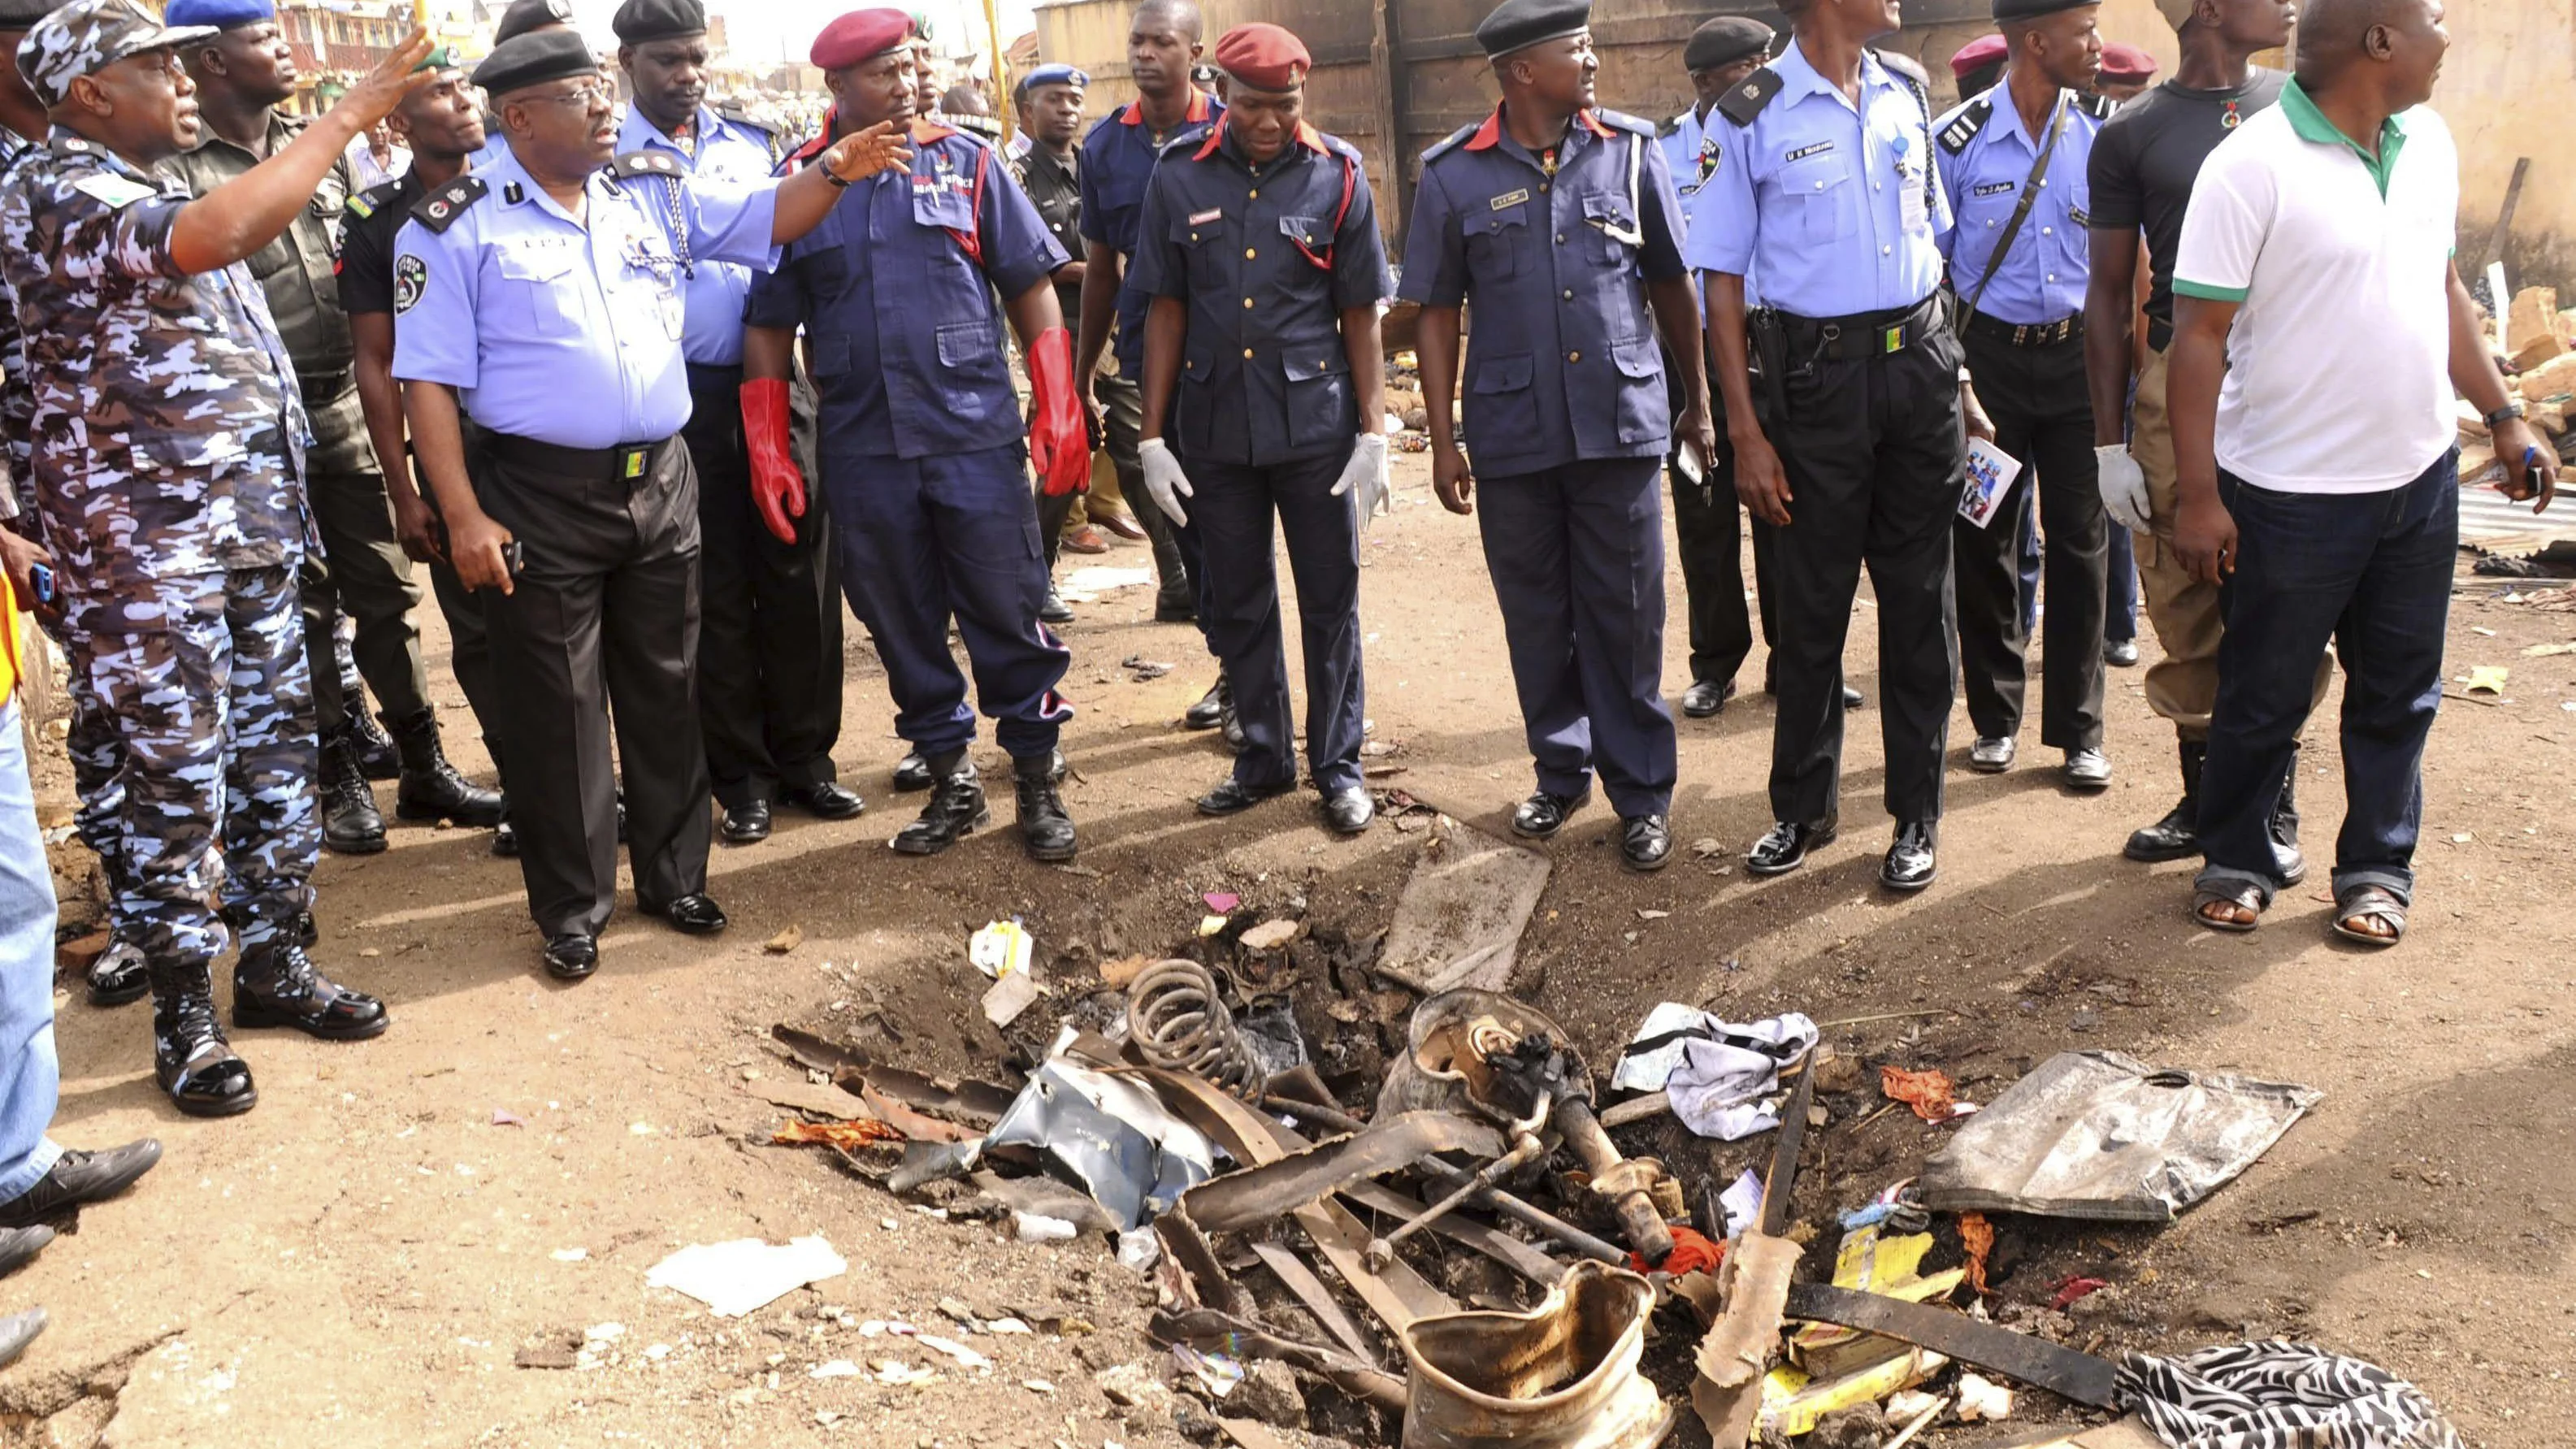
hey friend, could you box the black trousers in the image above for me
[473,432,711,939]
[1190,448,1366,794]
[1663,341,1759,690]
[683,368,844,810]
[1763,320,1963,826]
[301,377,432,737]
[1957,327,2108,750]
[413,457,504,770]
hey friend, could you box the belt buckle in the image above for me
[1880,323,1906,354]
[618,443,650,483]
[2012,323,2030,347]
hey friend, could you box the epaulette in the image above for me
[1592,107,1656,137]
[1873,48,1932,90]
[715,102,774,137]
[1156,129,1202,160]
[1937,97,1991,156]
[1317,130,1364,164]
[346,177,405,222]
[2075,90,2115,120]
[1422,122,1477,164]
[408,175,487,232]
[1659,112,1685,138]
[609,149,686,180]
[1713,67,1783,128]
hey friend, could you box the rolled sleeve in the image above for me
[1127,169,1184,301]
[1394,167,1464,306]
[1637,138,1688,283]
[388,221,478,389]
[685,175,784,271]
[980,158,1069,299]
[1683,124,1756,277]
[1332,166,1392,307]
[2172,145,2269,303]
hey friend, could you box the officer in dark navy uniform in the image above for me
[392,29,909,980]
[1693,0,1976,893]
[741,9,1089,866]
[1129,22,1389,836]
[1398,0,1711,874]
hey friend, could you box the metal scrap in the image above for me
[1178,1111,1504,1234]
[1692,1057,1815,1447]
[1150,1308,1407,1412]
[1783,1283,2121,1409]
[1398,1260,1671,1449]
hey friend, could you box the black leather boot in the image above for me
[150,961,256,1117]
[319,731,387,855]
[1139,498,1195,622]
[2124,737,2205,863]
[346,701,400,781]
[1013,755,1077,863]
[893,753,988,856]
[233,939,389,1041]
[388,708,505,827]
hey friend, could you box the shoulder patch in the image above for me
[409,175,488,232]
[2076,90,2115,120]
[610,149,686,180]
[1593,107,1655,138]
[71,173,158,209]
[1937,97,1992,156]
[393,254,427,314]
[349,178,405,222]
[1422,122,1479,164]
[1873,49,1932,89]
[1714,67,1784,128]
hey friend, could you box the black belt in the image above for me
[1776,294,1946,362]
[685,362,746,390]
[1962,309,2083,349]
[482,430,677,485]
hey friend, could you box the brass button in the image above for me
[1568,349,1581,362]
[1555,233,1565,245]
[1247,188,1258,198]
[1242,297,1255,309]
[1242,348,1255,358]
[1244,247,1257,259]
[1190,232,1200,241]
[1539,181,1550,193]
[1562,289,1573,300]
[1316,360,1329,370]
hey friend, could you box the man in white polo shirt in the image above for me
[2166,0,2554,946]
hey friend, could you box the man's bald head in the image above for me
[2295,0,2447,104]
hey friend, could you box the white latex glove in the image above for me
[1333,432,1391,529]
[1138,436,1195,529]
[2097,445,2152,533]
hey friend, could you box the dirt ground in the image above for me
[3,450,2571,1448]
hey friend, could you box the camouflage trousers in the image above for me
[69,565,319,971]
[52,623,129,900]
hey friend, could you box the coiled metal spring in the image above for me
[1127,958,1264,1101]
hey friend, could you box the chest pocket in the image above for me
[1169,210,1233,293]
[1581,193,1641,270]
[494,239,581,333]
[1465,202,1528,280]
[1780,150,1859,246]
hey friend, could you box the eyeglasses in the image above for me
[519,78,614,110]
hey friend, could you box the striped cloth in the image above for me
[2117,1341,2461,1449]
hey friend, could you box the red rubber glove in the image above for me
[1026,325,1091,497]
[740,377,805,544]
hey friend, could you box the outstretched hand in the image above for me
[820,120,914,185]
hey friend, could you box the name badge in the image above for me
[1490,189,1530,210]
[1974,180,2015,197]
[1188,207,1222,225]
[1785,141,1834,163]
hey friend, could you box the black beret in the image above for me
[1684,16,1772,72]
[492,0,573,46]
[611,0,703,45]
[0,0,63,24]
[1474,0,1589,60]
[475,28,598,97]
[1993,0,2100,19]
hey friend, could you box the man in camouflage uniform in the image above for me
[160,0,500,856]
[0,0,427,1117]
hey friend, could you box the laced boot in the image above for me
[150,961,256,1117]
[347,701,400,781]
[233,937,389,1041]
[892,753,988,856]
[319,731,387,855]
[1013,754,1077,863]
[387,708,505,827]
[2123,737,2205,863]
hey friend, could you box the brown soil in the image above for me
[10,453,2573,1447]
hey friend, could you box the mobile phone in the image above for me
[2518,447,2550,504]
[27,563,50,605]
[501,540,526,579]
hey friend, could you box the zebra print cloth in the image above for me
[2117,1341,2462,1449]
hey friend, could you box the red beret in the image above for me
[2099,41,2159,80]
[1213,22,1309,93]
[812,7,913,71]
[1948,33,2006,79]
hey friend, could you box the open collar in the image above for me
[1120,87,1212,128]
[2279,76,2410,197]
[1775,37,1897,116]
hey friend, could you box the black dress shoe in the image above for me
[1183,678,1228,731]
[542,934,597,982]
[233,943,390,1041]
[2125,740,2205,863]
[492,818,520,857]
[1013,761,1078,863]
[1843,683,1867,710]
[2106,638,2140,667]
[0,1226,51,1278]
[1198,776,1294,817]
[892,752,934,792]
[1880,821,1939,892]
[616,798,628,844]
[1621,814,1673,872]
[894,759,988,855]
[1039,588,1075,624]
[650,894,728,935]
[1321,787,1376,835]
[1680,679,1736,718]
[720,800,773,846]
[0,1308,45,1369]
[1747,817,1838,877]
[0,1140,162,1228]
[87,937,147,1009]
[1511,790,1588,839]
[1155,588,1198,623]
[783,781,867,821]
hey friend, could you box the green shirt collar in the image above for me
[2280,76,2410,198]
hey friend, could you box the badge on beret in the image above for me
[394,254,427,314]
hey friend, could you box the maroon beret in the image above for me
[1948,32,2006,79]
[812,7,913,70]
[1213,22,1309,93]
[2099,41,2158,80]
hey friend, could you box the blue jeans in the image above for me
[0,701,61,1200]
[2196,453,2457,906]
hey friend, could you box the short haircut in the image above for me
[1132,0,1203,42]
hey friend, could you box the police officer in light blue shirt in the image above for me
[610,0,860,849]
[1932,0,2114,796]
[1691,0,1976,893]
[466,0,573,173]
[1399,0,1712,874]
[391,28,907,983]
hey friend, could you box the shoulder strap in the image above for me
[1937,97,1992,157]
[609,149,686,180]
[1962,92,2069,319]
[1715,67,1783,128]
[1423,122,1478,163]
[408,175,488,233]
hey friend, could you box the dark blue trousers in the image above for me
[2196,453,2457,905]
[2021,510,2140,641]
[1476,458,1678,818]
[822,445,1073,761]
[1190,448,1366,794]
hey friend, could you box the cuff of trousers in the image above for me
[0,1138,63,1205]
[2329,868,2413,909]
[2193,863,2278,910]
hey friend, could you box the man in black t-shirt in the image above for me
[339,56,518,856]
[2081,0,2320,872]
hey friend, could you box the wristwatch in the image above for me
[2486,401,2528,430]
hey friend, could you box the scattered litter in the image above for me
[2465,665,2511,694]
[1202,892,1241,913]
[644,1236,848,1317]
[1023,1377,1056,1394]
[1173,1343,1244,1399]
[988,1317,1034,1335]
[514,1329,585,1370]
[1919,1051,2321,1222]
[1635,909,1669,922]
[1881,1066,1969,1124]
[1060,564,1152,595]
[1196,915,1232,938]
[2118,1343,2463,1449]
[765,925,804,955]
[2052,1275,2110,1311]
[1956,1372,2015,1423]
[985,1046,1217,1230]
[1633,1224,1724,1277]
[1719,1169,1765,1239]
[1099,954,1151,990]
[1238,919,1299,951]
[809,1359,861,1379]
[1400,1263,1669,1448]
[1119,654,1175,680]
[1015,1213,1078,1243]
[1373,826,1552,994]
[1690,838,1725,859]
[874,1360,937,1386]
[1609,1007,1816,1139]
[1958,1212,1995,1296]
[969,920,1033,980]
[2523,640,2576,657]
[587,1323,626,1342]
[491,1108,525,1127]
[549,1247,588,1263]
[982,967,1043,1028]
[773,1117,905,1151]
[917,1334,992,1371]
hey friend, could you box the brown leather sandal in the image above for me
[2332,885,2406,948]
[2192,881,2265,933]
